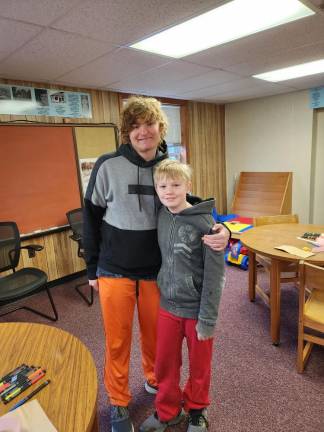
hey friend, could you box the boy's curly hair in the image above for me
[120,96,168,144]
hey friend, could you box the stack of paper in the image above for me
[0,399,57,432]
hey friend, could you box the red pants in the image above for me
[155,308,213,421]
[98,277,160,406]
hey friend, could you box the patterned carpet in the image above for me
[1,266,324,432]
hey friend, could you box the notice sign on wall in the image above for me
[0,84,92,118]
[309,86,324,109]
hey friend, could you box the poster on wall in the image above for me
[79,158,97,195]
[0,84,92,118]
[309,86,324,109]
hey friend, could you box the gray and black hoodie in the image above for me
[157,199,225,338]
[83,142,168,280]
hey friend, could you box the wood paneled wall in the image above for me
[3,229,85,280]
[21,230,85,279]
[187,102,227,214]
[1,79,226,281]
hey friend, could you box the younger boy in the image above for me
[140,159,225,432]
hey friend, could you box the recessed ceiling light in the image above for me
[130,0,314,58]
[253,59,324,82]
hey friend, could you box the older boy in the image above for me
[83,97,229,432]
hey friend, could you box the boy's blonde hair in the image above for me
[120,96,168,144]
[154,159,192,184]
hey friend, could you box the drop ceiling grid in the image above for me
[0,0,323,102]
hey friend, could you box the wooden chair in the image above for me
[297,261,324,373]
[252,214,299,306]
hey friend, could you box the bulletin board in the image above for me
[74,126,118,196]
[0,123,118,235]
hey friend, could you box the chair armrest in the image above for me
[20,244,44,258]
[69,234,84,258]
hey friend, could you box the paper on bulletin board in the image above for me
[79,158,97,196]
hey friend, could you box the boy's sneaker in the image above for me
[187,409,208,431]
[110,405,134,432]
[144,380,158,395]
[139,409,185,432]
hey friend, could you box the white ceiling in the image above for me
[0,0,324,103]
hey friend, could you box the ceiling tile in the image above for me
[226,41,324,76]
[0,18,42,61]
[171,69,240,95]
[307,0,324,7]
[57,48,171,87]
[178,77,294,99]
[278,72,324,90]
[202,84,295,104]
[0,0,84,26]
[108,61,213,91]
[0,28,114,81]
[105,65,219,99]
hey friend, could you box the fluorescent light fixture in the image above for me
[130,0,314,58]
[253,59,324,82]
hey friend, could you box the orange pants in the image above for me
[98,277,160,406]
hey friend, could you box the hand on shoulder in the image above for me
[202,223,230,251]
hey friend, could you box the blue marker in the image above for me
[9,380,51,411]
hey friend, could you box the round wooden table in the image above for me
[0,323,98,432]
[241,223,324,345]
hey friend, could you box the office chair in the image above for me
[297,261,324,373]
[66,208,93,306]
[0,221,58,321]
[251,214,299,306]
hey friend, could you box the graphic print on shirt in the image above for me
[174,224,201,260]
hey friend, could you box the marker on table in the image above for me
[9,380,51,411]
[26,367,45,381]
[0,367,41,398]
[0,364,28,386]
[4,371,46,403]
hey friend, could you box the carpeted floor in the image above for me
[1,266,324,432]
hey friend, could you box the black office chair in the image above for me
[0,221,58,321]
[66,208,94,306]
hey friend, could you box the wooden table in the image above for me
[241,223,324,345]
[0,323,98,432]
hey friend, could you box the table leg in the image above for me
[248,250,256,301]
[270,259,281,345]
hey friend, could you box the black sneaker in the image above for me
[110,405,134,432]
[187,408,208,431]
